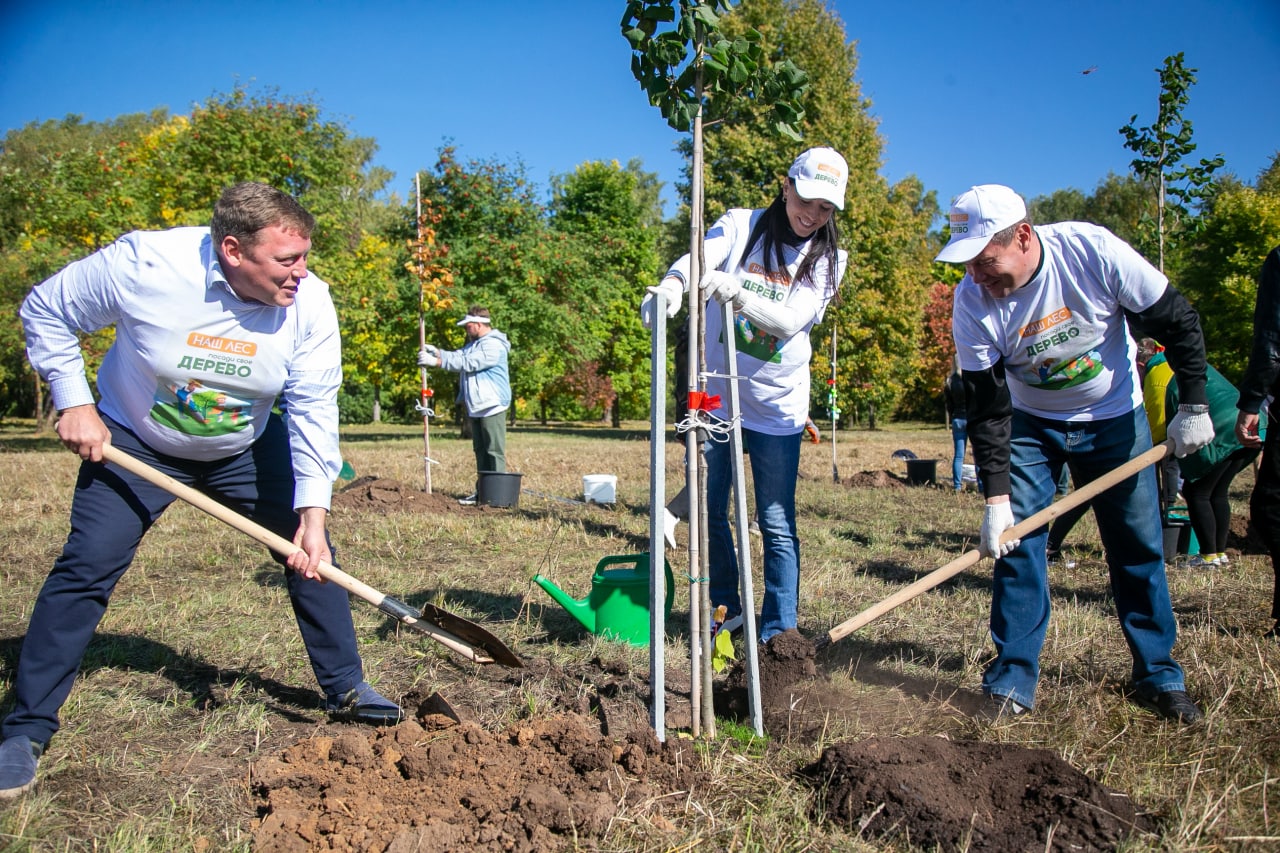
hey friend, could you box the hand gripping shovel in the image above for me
[102,444,522,668]
[815,439,1174,651]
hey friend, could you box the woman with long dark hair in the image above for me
[642,147,849,642]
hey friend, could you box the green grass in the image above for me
[1,417,1278,850]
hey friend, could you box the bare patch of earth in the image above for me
[252,630,1157,851]
[330,477,473,515]
[842,469,908,488]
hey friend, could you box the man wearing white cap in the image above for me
[419,306,512,503]
[641,147,848,643]
[939,184,1214,723]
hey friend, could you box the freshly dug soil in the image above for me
[802,735,1154,851]
[842,469,907,488]
[254,484,1158,851]
[253,697,707,853]
[330,477,473,515]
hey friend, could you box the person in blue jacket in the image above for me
[420,306,512,503]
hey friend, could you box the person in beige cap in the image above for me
[640,147,848,643]
[419,306,511,504]
[940,183,1213,724]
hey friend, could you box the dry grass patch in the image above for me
[1,419,1277,850]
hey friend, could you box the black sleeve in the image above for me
[1238,246,1280,413]
[963,361,1013,497]
[1124,286,1208,406]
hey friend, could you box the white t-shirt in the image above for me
[666,208,846,434]
[952,222,1166,422]
[21,227,342,509]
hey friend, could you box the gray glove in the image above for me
[980,500,1019,559]
[702,270,745,308]
[1167,404,1214,457]
[640,278,683,329]
[417,345,440,368]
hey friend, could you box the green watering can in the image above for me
[532,553,675,646]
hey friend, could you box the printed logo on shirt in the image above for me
[1027,350,1104,391]
[149,378,253,436]
[742,261,790,294]
[729,314,783,363]
[186,332,258,357]
[1019,306,1072,339]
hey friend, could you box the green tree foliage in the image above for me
[0,87,389,419]
[1176,167,1280,382]
[549,160,663,424]
[415,147,616,424]
[701,0,938,426]
[1028,173,1151,245]
[1120,52,1224,272]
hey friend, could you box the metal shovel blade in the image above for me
[419,602,524,668]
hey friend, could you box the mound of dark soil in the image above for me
[842,469,907,488]
[330,477,472,515]
[1228,511,1269,554]
[802,735,1154,851]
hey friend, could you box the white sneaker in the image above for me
[1046,550,1076,569]
[458,493,477,506]
[1187,553,1221,568]
[663,509,679,549]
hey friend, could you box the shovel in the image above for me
[815,439,1174,651]
[101,444,522,668]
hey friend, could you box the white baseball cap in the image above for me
[456,313,491,326]
[935,184,1027,263]
[788,147,847,210]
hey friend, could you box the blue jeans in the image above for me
[705,427,802,642]
[2,413,364,746]
[983,406,1184,709]
[950,417,968,491]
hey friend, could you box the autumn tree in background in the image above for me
[0,86,392,422]
[701,0,937,427]
[1177,153,1280,381]
[415,147,615,425]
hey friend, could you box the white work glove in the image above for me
[1167,404,1215,458]
[417,345,440,368]
[980,500,1019,559]
[640,278,683,329]
[701,270,745,308]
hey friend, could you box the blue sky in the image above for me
[2,0,1277,219]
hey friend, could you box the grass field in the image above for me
[1,418,1277,851]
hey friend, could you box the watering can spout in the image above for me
[532,574,596,633]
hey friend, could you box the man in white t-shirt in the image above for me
[941,184,1214,724]
[1,184,400,801]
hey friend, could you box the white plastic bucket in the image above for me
[582,474,617,504]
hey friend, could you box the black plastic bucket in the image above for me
[905,458,937,486]
[477,471,522,507]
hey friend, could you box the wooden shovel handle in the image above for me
[99,443,488,663]
[822,439,1174,647]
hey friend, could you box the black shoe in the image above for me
[326,682,403,726]
[1131,688,1203,724]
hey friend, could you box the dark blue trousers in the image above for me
[2,413,362,745]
